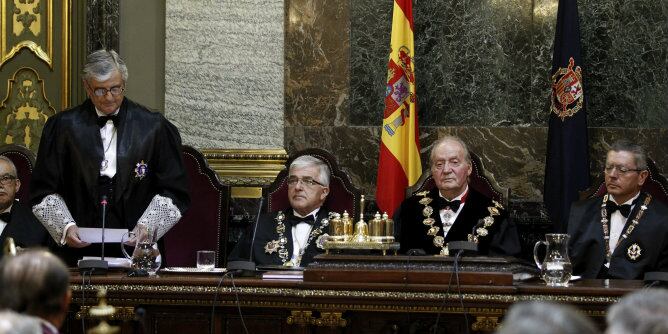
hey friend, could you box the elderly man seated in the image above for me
[0,156,47,259]
[395,136,521,256]
[228,155,332,267]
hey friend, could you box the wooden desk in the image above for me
[65,270,643,334]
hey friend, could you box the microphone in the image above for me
[226,197,264,276]
[448,219,482,254]
[78,195,109,274]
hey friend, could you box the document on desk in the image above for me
[78,228,129,243]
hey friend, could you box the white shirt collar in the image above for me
[609,191,641,205]
[293,207,320,220]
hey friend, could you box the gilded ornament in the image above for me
[427,226,440,236]
[627,243,642,261]
[422,206,433,217]
[419,197,433,205]
[423,217,435,226]
[265,240,279,254]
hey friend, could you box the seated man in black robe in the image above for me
[0,156,48,259]
[30,50,190,265]
[395,136,520,256]
[567,140,668,279]
[228,155,331,267]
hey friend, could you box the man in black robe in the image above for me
[228,155,331,267]
[30,50,190,265]
[567,140,668,279]
[395,136,520,256]
[0,156,48,259]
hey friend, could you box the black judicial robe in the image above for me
[567,192,668,279]
[0,200,49,260]
[30,98,190,263]
[228,208,331,267]
[395,188,520,257]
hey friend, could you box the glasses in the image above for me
[92,86,124,97]
[287,176,324,187]
[604,164,644,175]
[0,175,17,185]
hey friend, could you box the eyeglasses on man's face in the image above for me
[604,164,644,175]
[0,174,17,185]
[92,86,124,97]
[287,176,324,187]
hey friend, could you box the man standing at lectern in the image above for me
[30,49,190,265]
[567,140,668,279]
[395,136,520,256]
[228,155,331,267]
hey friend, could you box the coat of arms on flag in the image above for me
[550,57,583,120]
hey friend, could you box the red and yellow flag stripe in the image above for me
[376,0,422,217]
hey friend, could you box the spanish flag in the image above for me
[376,0,422,217]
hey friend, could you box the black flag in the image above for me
[544,0,590,233]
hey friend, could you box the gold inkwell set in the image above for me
[323,195,400,255]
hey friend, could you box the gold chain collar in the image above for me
[416,191,502,256]
[263,211,329,267]
[600,193,651,263]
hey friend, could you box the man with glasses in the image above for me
[228,155,331,267]
[567,140,668,279]
[30,49,190,265]
[395,136,520,256]
[0,156,47,259]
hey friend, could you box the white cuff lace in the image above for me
[32,194,76,244]
[136,195,182,240]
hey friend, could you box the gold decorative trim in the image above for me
[286,310,314,326]
[60,0,70,108]
[202,148,288,187]
[1,0,53,68]
[76,306,135,321]
[472,316,499,331]
[70,283,622,313]
[314,312,347,328]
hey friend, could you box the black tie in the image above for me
[606,200,633,218]
[97,115,118,128]
[0,211,10,223]
[287,212,316,226]
[437,198,462,211]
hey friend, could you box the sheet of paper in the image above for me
[80,257,132,268]
[78,228,129,243]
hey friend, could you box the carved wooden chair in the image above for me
[163,146,230,267]
[0,144,35,203]
[264,148,361,218]
[405,151,509,207]
[579,157,668,206]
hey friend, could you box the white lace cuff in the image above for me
[32,194,76,244]
[136,195,182,240]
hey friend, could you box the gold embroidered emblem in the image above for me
[627,243,642,261]
[488,207,500,216]
[264,240,279,254]
[427,226,440,236]
[423,206,433,217]
[416,191,429,197]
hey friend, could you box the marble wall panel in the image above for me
[347,0,668,128]
[165,0,284,149]
[285,0,350,127]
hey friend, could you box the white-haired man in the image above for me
[228,155,331,267]
[30,49,190,265]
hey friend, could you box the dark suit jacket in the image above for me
[30,98,190,264]
[0,200,49,260]
[567,192,668,279]
[395,188,520,256]
[228,208,330,267]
